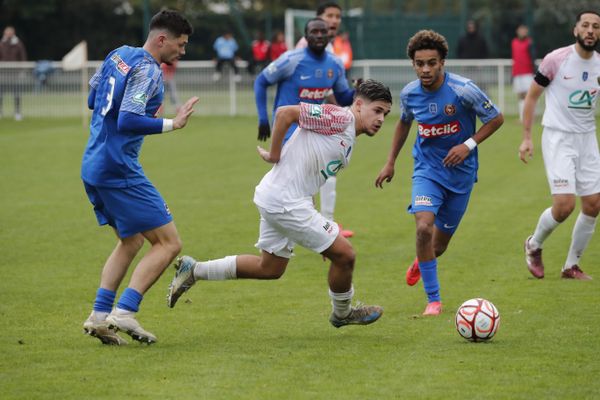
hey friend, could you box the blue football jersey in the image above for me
[82,46,164,188]
[260,47,350,139]
[400,72,500,193]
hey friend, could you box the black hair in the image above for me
[406,29,449,60]
[576,10,600,24]
[150,9,193,37]
[304,17,327,35]
[355,79,392,104]
[316,1,342,16]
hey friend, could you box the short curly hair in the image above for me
[406,30,448,60]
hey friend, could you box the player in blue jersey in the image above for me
[81,10,198,345]
[375,30,504,316]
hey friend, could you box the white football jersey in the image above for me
[538,45,600,133]
[254,103,355,212]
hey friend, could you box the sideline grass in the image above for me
[0,116,598,399]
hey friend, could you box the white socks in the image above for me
[193,256,237,280]
[531,208,560,249]
[329,286,354,319]
[320,177,337,220]
[565,213,596,270]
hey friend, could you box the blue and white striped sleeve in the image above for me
[121,61,161,115]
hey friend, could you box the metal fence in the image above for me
[0,59,537,120]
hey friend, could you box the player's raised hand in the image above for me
[375,164,395,188]
[173,96,199,129]
[443,144,470,167]
[258,123,271,141]
[519,139,533,164]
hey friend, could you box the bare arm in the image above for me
[375,119,412,188]
[442,113,504,167]
[519,82,545,163]
[257,105,300,163]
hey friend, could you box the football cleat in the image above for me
[337,223,354,238]
[106,312,157,344]
[167,256,198,308]
[524,236,544,279]
[423,301,442,316]
[329,304,383,328]
[83,313,128,346]
[406,257,420,286]
[561,265,592,280]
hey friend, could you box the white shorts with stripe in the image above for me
[254,202,339,259]
[541,127,600,196]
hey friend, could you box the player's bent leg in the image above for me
[236,252,289,279]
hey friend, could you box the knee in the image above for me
[333,248,356,270]
[163,235,182,259]
[258,260,286,279]
[553,203,575,222]
[582,196,600,217]
[434,243,448,257]
[415,223,433,246]
[122,235,145,254]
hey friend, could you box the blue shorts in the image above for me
[407,176,472,234]
[83,180,173,238]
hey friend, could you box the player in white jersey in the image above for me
[167,80,392,328]
[519,11,600,280]
[296,2,355,238]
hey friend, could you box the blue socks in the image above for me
[419,259,440,303]
[115,288,143,312]
[93,288,116,313]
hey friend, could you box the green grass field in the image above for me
[1,115,598,399]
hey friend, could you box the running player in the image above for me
[375,30,504,316]
[81,10,198,345]
[519,11,600,280]
[167,80,392,328]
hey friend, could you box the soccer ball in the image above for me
[455,298,500,342]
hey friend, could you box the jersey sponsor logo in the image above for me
[309,104,323,118]
[568,90,597,109]
[110,54,130,76]
[132,92,148,106]
[327,68,333,79]
[320,160,343,179]
[322,221,334,234]
[428,103,437,114]
[414,195,433,207]
[444,104,456,116]
[582,71,588,81]
[299,87,329,100]
[417,121,460,138]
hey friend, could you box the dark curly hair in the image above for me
[406,30,448,60]
[355,79,392,104]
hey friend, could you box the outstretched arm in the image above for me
[375,119,412,188]
[257,105,300,163]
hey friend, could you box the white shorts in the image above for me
[541,127,600,196]
[512,74,533,94]
[254,204,339,258]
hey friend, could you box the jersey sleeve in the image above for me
[261,51,295,84]
[298,103,353,135]
[399,90,414,123]
[458,81,500,124]
[121,61,161,116]
[89,66,102,90]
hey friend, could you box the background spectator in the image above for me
[457,20,489,59]
[249,31,270,74]
[511,24,535,122]
[213,31,240,81]
[268,31,287,62]
[0,25,27,120]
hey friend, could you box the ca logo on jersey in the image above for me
[320,160,343,179]
[568,90,597,110]
[132,92,148,106]
[309,104,323,118]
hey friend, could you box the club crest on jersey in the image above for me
[428,103,437,114]
[327,69,334,79]
[309,104,323,118]
[110,54,130,76]
[315,69,323,78]
[444,104,456,116]
[299,88,328,100]
[582,71,588,81]
[417,121,460,138]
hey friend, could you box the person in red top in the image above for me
[250,31,270,74]
[511,24,535,121]
[333,31,353,75]
[268,31,287,61]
